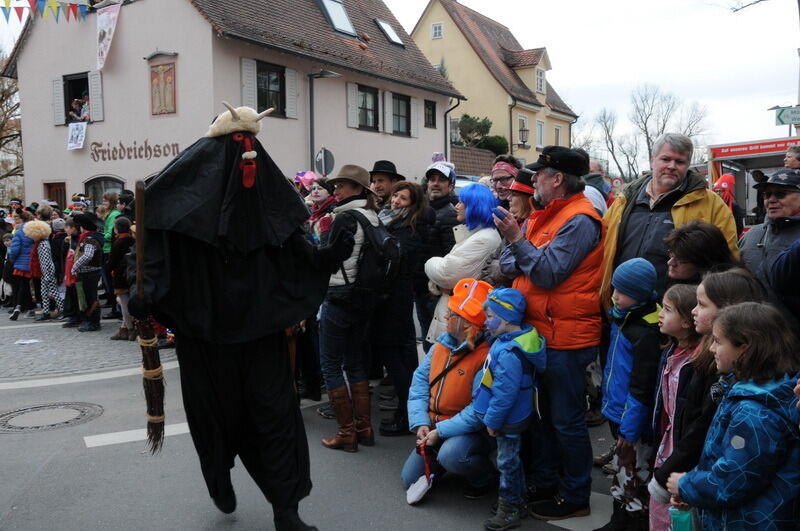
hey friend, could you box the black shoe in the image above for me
[274,511,317,531]
[212,486,237,514]
[316,402,335,420]
[62,318,80,328]
[530,496,590,521]
[526,485,558,505]
[593,443,616,467]
[485,498,523,530]
[378,397,398,411]
[586,409,606,427]
[379,412,409,436]
[34,313,51,322]
[378,389,395,401]
[102,311,122,320]
[78,321,101,332]
[9,306,20,321]
[592,501,628,531]
[464,483,492,500]
[299,383,322,402]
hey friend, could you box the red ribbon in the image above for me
[232,133,257,189]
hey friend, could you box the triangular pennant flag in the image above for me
[48,1,59,22]
[68,3,77,20]
[27,0,37,16]
[37,0,46,18]
[0,7,10,22]
[41,3,49,20]
[14,6,24,21]
[59,2,69,20]
[78,4,87,20]
[2,0,11,9]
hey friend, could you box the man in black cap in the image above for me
[740,167,800,331]
[132,103,352,531]
[369,160,405,209]
[495,145,603,521]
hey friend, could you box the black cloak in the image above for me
[138,132,330,344]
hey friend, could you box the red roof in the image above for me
[450,145,496,177]
[438,0,576,117]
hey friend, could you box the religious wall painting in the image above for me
[150,63,176,116]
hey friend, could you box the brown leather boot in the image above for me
[321,386,357,452]
[350,381,374,446]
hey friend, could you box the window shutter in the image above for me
[88,70,104,122]
[410,97,419,138]
[383,91,393,133]
[240,57,257,108]
[346,83,358,128]
[52,79,65,126]
[285,68,298,119]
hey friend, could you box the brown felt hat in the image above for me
[327,164,377,194]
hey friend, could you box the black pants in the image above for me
[78,271,101,324]
[64,285,78,318]
[377,341,418,414]
[175,332,311,513]
[11,274,33,310]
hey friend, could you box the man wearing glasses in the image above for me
[490,155,523,209]
[740,168,800,329]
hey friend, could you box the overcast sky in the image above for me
[2,0,797,150]
[385,0,799,150]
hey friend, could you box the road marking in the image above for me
[84,422,189,448]
[1,322,66,331]
[0,361,180,390]
[546,492,613,530]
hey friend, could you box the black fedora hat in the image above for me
[369,160,405,181]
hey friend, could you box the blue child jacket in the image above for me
[679,373,800,530]
[472,324,546,433]
[600,302,662,443]
[7,224,34,272]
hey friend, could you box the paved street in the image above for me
[0,315,613,530]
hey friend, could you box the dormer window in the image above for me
[536,68,545,94]
[318,0,356,36]
[375,19,404,46]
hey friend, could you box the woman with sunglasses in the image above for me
[739,168,800,331]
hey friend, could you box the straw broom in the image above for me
[134,180,165,453]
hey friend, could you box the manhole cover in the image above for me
[0,402,103,433]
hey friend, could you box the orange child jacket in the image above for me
[427,341,490,424]
[512,193,605,350]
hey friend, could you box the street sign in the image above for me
[775,106,800,126]
[315,147,335,176]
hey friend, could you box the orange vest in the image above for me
[428,341,489,424]
[512,193,605,349]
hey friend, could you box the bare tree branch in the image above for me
[0,54,23,186]
[618,134,641,181]
[595,108,628,179]
[570,117,596,153]
[730,0,769,12]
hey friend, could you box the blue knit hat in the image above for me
[612,258,657,302]
[483,287,526,325]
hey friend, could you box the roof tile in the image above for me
[451,145,496,177]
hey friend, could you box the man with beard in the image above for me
[495,146,603,520]
[131,103,351,531]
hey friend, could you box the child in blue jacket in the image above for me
[473,287,546,531]
[597,258,663,531]
[668,302,800,530]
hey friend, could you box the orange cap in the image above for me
[448,278,494,326]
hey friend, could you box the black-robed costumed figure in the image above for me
[130,103,353,531]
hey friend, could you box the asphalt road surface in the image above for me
[0,314,613,530]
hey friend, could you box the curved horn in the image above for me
[255,108,275,121]
[222,101,240,121]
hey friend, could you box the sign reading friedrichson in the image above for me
[90,140,181,162]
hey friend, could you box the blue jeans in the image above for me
[497,434,525,506]
[318,301,369,390]
[400,433,494,488]
[528,346,596,505]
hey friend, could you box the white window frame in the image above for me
[535,68,545,94]
[375,18,404,46]
[518,113,528,145]
[319,0,357,36]
[536,120,545,149]
[554,125,562,146]
[431,22,443,39]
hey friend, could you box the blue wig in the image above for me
[460,183,497,230]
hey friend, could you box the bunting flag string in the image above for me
[0,1,94,23]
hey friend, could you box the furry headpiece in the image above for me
[205,102,274,138]
[23,220,52,241]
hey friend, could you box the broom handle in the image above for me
[135,180,146,300]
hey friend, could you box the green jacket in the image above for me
[103,209,121,254]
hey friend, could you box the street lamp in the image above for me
[517,127,530,147]
[308,69,342,169]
